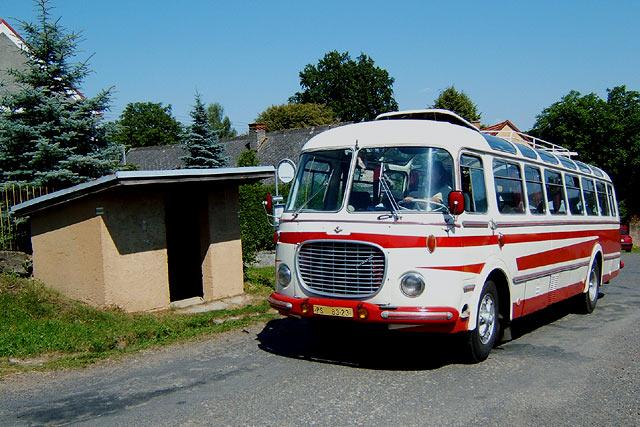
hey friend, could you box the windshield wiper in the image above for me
[292,180,330,218]
[378,164,401,221]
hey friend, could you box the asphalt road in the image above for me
[1,254,639,426]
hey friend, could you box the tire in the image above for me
[463,280,500,363]
[577,260,600,314]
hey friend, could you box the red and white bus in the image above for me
[268,109,622,362]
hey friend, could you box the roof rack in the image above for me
[480,129,578,158]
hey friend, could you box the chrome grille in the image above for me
[297,241,386,297]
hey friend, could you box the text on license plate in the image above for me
[313,305,353,318]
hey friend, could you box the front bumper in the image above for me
[268,292,468,333]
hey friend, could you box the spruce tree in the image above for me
[0,0,119,188]
[182,94,228,168]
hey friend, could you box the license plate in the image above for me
[313,305,353,318]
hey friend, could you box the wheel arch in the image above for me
[486,268,511,326]
[467,260,513,331]
[585,243,604,292]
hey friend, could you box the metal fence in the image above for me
[0,184,50,250]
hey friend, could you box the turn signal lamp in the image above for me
[301,302,310,314]
[427,235,437,253]
[357,306,368,319]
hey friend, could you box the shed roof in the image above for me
[11,166,274,216]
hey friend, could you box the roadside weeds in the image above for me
[0,266,276,377]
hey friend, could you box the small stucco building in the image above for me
[12,167,273,312]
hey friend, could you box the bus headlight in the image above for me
[400,272,425,297]
[277,263,292,287]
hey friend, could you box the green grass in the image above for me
[0,267,276,375]
[244,265,276,295]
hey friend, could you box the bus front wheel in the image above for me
[463,280,500,363]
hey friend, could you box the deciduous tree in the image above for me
[112,102,182,148]
[256,103,337,131]
[290,51,398,122]
[530,86,640,218]
[207,102,237,139]
[432,86,481,122]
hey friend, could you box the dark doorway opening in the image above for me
[165,190,205,302]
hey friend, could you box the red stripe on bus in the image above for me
[604,269,620,283]
[418,263,485,274]
[513,281,585,319]
[278,228,620,251]
[516,240,596,271]
[436,235,499,247]
[504,229,619,249]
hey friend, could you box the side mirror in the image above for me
[448,191,465,215]
[264,192,273,213]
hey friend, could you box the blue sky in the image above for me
[2,0,639,132]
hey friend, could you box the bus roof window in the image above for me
[557,156,578,170]
[574,160,592,174]
[514,143,538,160]
[592,167,604,178]
[483,134,517,155]
[535,149,560,165]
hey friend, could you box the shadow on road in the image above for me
[257,317,467,370]
[257,296,600,370]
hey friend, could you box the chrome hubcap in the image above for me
[478,293,496,345]
[588,266,599,302]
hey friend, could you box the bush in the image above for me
[238,183,275,266]
[236,149,291,266]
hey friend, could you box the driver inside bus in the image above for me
[402,160,452,207]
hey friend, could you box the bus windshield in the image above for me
[349,147,454,213]
[286,149,353,213]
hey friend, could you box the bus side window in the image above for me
[565,174,584,215]
[460,154,487,213]
[606,183,617,217]
[596,181,610,216]
[544,170,567,215]
[493,159,525,214]
[524,165,546,214]
[581,177,599,216]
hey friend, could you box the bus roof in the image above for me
[301,111,611,182]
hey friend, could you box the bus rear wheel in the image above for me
[463,280,500,363]
[577,261,600,314]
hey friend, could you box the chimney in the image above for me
[248,123,267,150]
[471,120,481,129]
